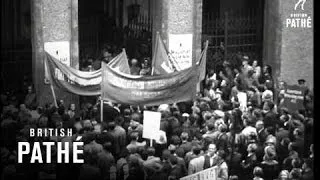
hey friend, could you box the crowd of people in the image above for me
[80,44,152,76]
[0,52,314,180]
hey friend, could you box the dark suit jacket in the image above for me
[263,111,278,129]
[291,137,305,156]
[169,165,184,180]
[301,169,314,180]
[216,132,229,152]
[276,128,289,144]
[257,128,269,144]
[227,152,242,176]
[241,154,258,180]
[102,105,120,122]
[180,142,193,154]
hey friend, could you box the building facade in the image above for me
[0,0,313,106]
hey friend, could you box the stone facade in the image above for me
[152,0,202,66]
[31,0,79,107]
[263,0,313,89]
[30,0,313,108]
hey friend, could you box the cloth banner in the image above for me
[101,51,206,106]
[282,84,305,112]
[180,166,218,180]
[151,32,177,75]
[107,49,130,74]
[44,49,130,96]
[196,41,208,92]
[198,41,208,82]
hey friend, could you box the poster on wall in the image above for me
[44,41,71,81]
[44,41,70,66]
[168,34,193,71]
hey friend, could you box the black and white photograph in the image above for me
[0,0,314,180]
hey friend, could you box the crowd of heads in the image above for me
[80,43,152,76]
[0,55,314,180]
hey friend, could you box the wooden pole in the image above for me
[45,56,58,108]
[100,99,103,122]
[50,83,58,108]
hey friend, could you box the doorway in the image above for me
[202,0,265,71]
[1,0,32,93]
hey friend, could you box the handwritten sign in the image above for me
[142,111,161,140]
[169,34,193,71]
[44,41,70,81]
[180,166,218,180]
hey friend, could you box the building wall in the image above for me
[263,0,282,84]
[263,0,313,89]
[31,0,79,107]
[279,0,313,89]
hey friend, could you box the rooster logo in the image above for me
[294,0,307,10]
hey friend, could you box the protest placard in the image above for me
[237,92,247,112]
[142,111,161,141]
[282,84,305,112]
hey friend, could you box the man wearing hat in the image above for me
[298,79,306,86]
[298,78,310,97]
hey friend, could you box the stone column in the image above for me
[263,0,313,89]
[31,0,79,108]
[152,0,203,69]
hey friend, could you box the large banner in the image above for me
[282,84,305,112]
[45,52,101,96]
[180,167,218,180]
[101,59,203,106]
[45,50,130,96]
[45,44,206,105]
